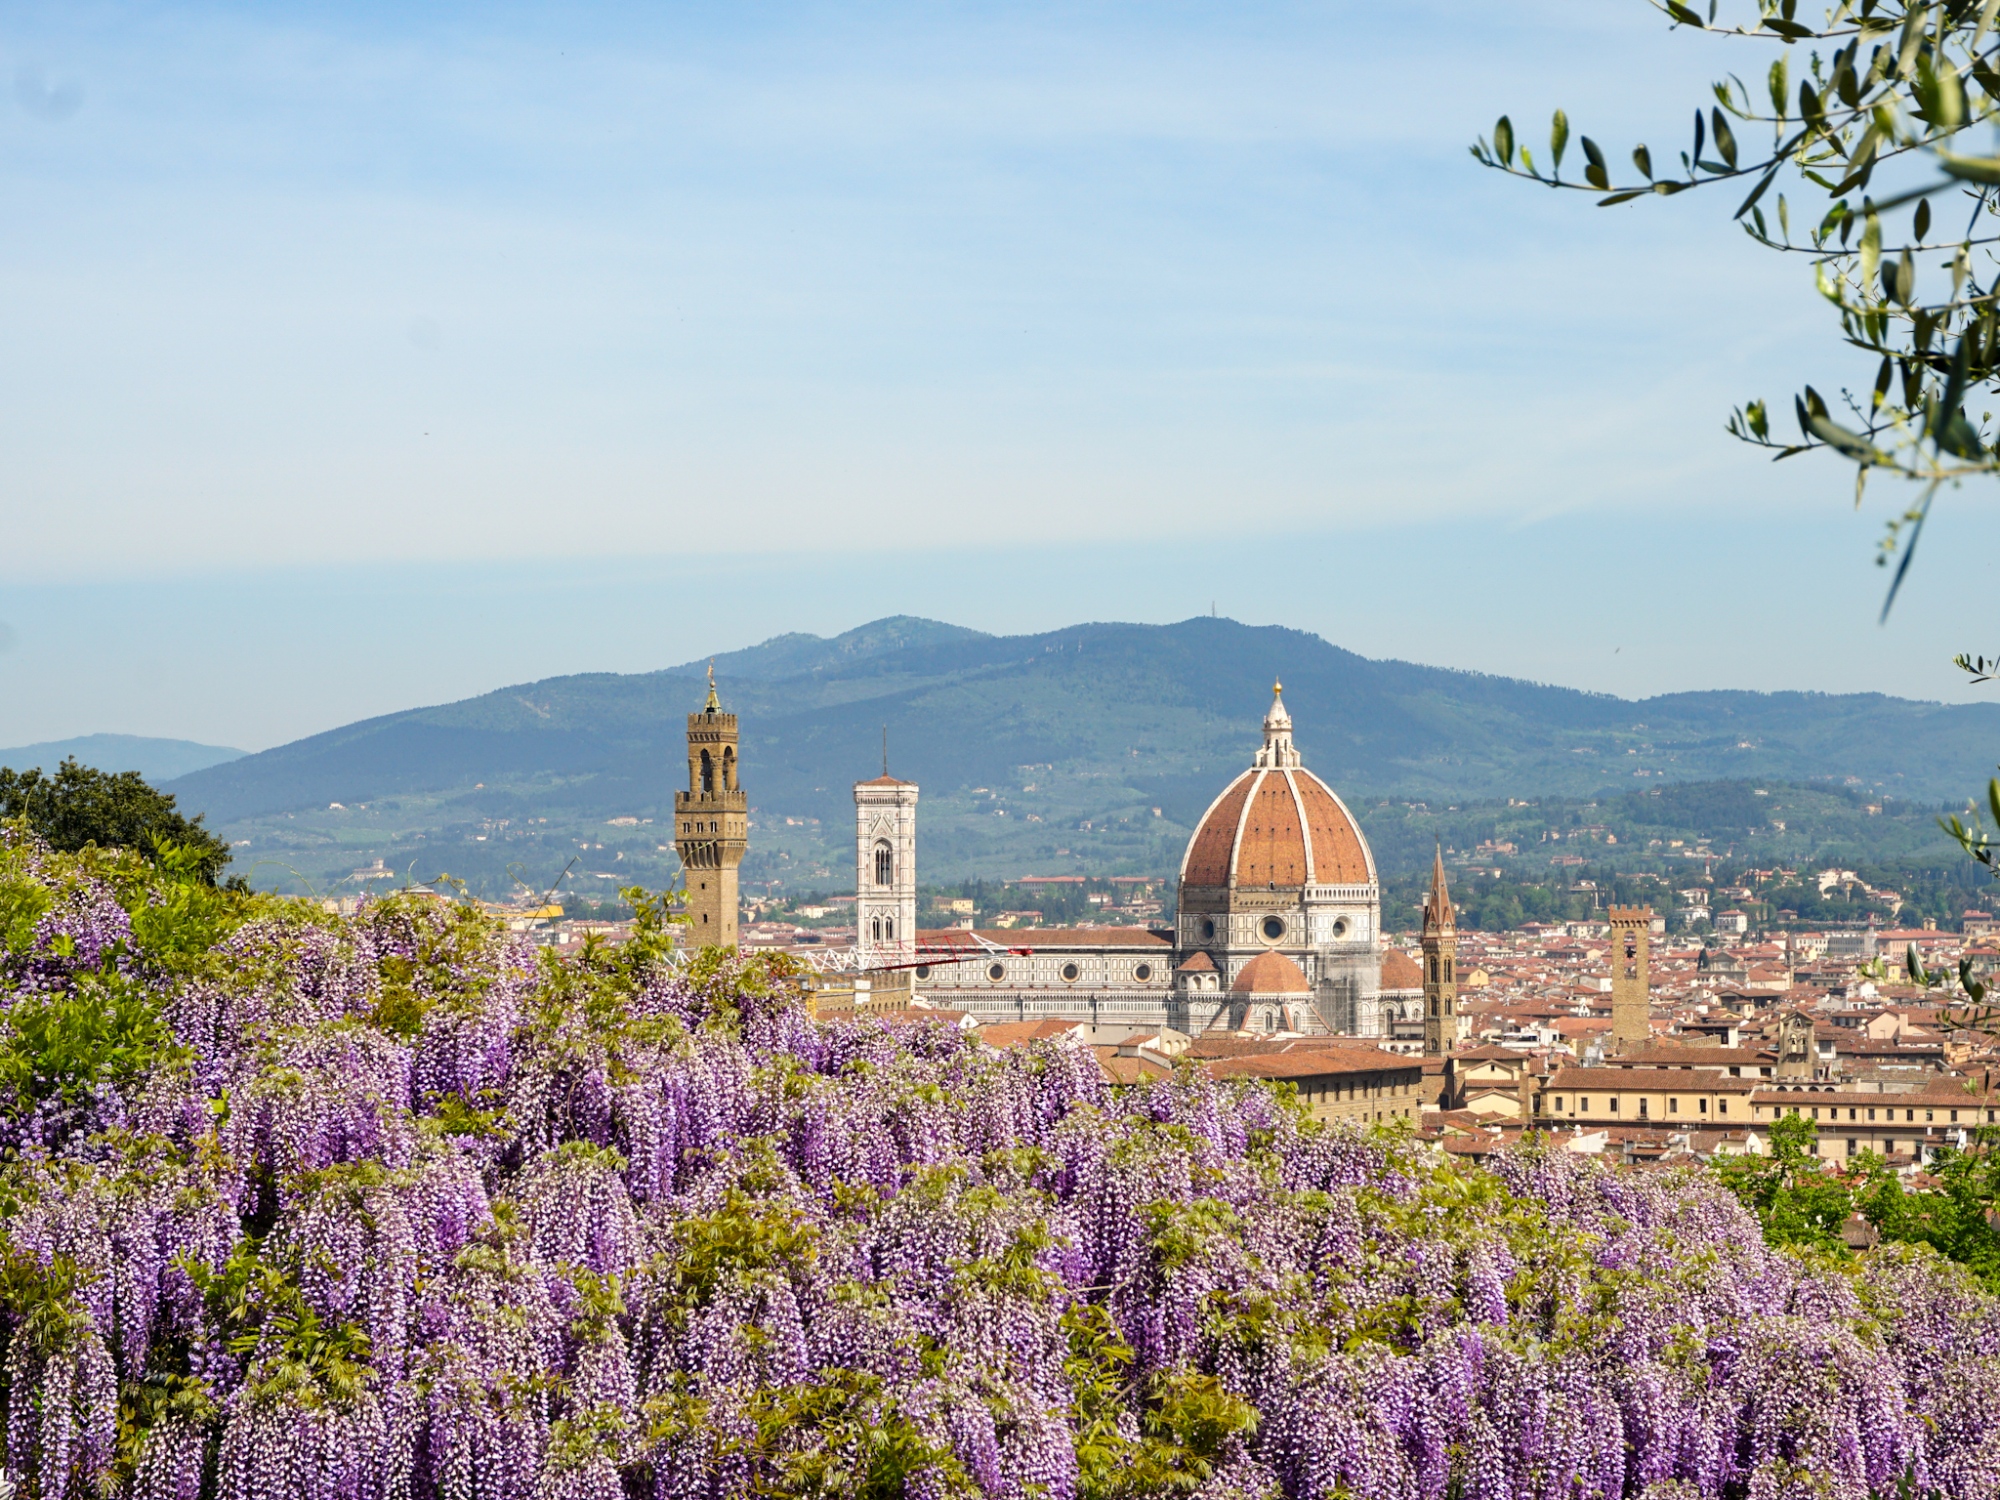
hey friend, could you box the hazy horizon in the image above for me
[5,1,1998,750]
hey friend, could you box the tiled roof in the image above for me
[1238,772,1311,886]
[1180,767,1374,889]
[1547,1066,1755,1094]
[1176,951,1217,973]
[977,1020,1087,1049]
[1380,948,1424,991]
[1751,1081,2000,1108]
[1608,1045,1770,1069]
[1186,1036,1382,1060]
[1291,773,1375,884]
[1181,774,1256,887]
[1093,1048,1174,1085]
[1201,1047,1418,1082]
[1230,949,1311,995]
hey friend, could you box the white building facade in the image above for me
[887,686,1399,1039]
[854,774,919,970]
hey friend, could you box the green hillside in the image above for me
[162,616,2000,900]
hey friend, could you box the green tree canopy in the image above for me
[1715,1112,1856,1249]
[0,757,233,884]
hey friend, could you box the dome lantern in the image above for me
[1256,679,1300,769]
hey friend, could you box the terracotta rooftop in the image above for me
[1546,1066,1756,1094]
[1181,765,1374,889]
[1380,948,1423,990]
[1230,949,1312,995]
[1201,1046,1418,1082]
[977,1019,1087,1049]
[1751,1081,2000,1109]
[1093,1047,1174,1085]
[1606,1044,1772,1070]
[1187,1036,1384,1061]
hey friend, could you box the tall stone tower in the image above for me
[1609,906,1653,1049]
[673,668,746,949]
[855,768,918,969]
[1421,845,1457,1057]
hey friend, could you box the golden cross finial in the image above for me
[1272,678,1283,698]
[704,660,720,711]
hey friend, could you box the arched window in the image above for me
[874,840,893,886]
[884,917,894,941]
[722,747,736,790]
[699,749,714,793]
[871,917,881,941]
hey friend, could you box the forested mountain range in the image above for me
[159,616,2000,896]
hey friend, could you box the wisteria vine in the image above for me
[0,826,1996,1500]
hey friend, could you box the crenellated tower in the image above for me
[674,667,747,949]
[1609,906,1653,1049]
[1421,844,1457,1056]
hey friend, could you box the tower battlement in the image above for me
[1607,906,1653,1050]
[673,671,746,948]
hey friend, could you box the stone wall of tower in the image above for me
[673,691,747,949]
[1421,934,1456,1057]
[1609,905,1653,1049]
[1420,850,1457,1056]
[855,777,919,969]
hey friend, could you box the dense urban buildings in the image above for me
[640,676,2000,1167]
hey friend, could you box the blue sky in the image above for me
[4,0,1998,750]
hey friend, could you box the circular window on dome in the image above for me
[1331,919,1348,939]
[1060,962,1081,982]
[1134,962,1153,982]
[1201,918,1216,940]
[1261,916,1285,941]
[915,965,931,980]
[987,962,1006,982]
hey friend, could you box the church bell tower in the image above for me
[1609,906,1653,1050]
[674,667,747,949]
[1421,845,1457,1056]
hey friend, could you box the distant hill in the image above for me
[162,616,2000,895]
[0,734,246,783]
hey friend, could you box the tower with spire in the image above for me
[1421,844,1457,1056]
[674,664,747,949]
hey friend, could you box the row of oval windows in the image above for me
[1194,916,1348,942]
[913,961,1158,984]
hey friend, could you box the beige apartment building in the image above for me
[1749,1082,2000,1161]
[1538,1066,1756,1128]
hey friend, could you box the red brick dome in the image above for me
[1379,948,1424,991]
[1230,950,1311,994]
[1179,765,1376,889]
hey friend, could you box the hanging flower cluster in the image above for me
[1,828,1997,1500]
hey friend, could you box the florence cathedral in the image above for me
[677,675,1427,1039]
[851,683,1425,1040]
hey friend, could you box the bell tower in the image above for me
[855,749,919,971]
[1421,845,1457,1056]
[1609,906,1653,1049]
[673,666,747,949]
